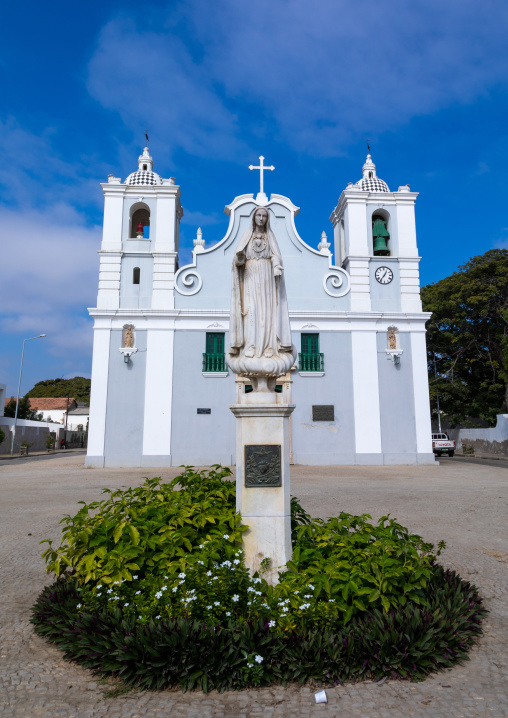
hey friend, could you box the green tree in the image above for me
[26,377,91,404]
[4,395,43,421]
[422,249,508,426]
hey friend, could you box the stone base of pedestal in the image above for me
[230,402,295,585]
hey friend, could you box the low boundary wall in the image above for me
[447,414,508,456]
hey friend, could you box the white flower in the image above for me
[294,591,299,594]
[329,599,335,603]
[198,560,204,565]
[254,578,262,584]
[247,601,252,606]
[268,620,276,627]
[207,605,212,610]
[214,601,220,606]
[247,663,253,668]
[172,587,178,593]
[308,584,314,590]
[135,590,141,595]
[161,586,167,591]
[178,573,186,579]
[133,575,138,580]
[255,591,262,596]
[206,571,212,577]
[199,544,205,548]
[212,576,218,581]
[107,589,113,594]
[124,603,129,607]
[96,592,102,597]
[232,594,239,602]
[247,587,254,593]
[138,615,142,619]
[233,559,240,565]
[226,611,231,616]
[304,594,312,599]
[76,603,82,608]
[156,615,161,619]
[223,534,230,540]
[164,575,168,579]
[155,591,163,599]
[255,655,263,664]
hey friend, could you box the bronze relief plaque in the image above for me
[244,445,281,487]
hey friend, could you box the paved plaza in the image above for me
[1,454,507,717]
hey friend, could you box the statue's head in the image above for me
[252,207,269,229]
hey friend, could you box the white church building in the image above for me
[86,148,434,468]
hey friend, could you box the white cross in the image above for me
[249,156,275,195]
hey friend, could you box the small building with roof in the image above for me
[86,148,433,468]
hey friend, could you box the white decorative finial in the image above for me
[318,230,331,255]
[138,147,154,172]
[362,154,377,180]
[193,227,205,253]
[249,155,275,203]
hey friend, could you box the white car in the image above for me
[432,433,455,457]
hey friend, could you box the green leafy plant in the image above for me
[0,429,5,446]
[32,467,485,692]
[32,565,485,692]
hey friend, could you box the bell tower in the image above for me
[329,154,421,313]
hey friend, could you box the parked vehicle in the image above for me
[432,433,455,457]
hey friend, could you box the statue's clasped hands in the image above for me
[274,265,283,277]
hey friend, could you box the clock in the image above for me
[375,266,393,285]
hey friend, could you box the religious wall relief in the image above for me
[123,325,135,348]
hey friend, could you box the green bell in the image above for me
[373,217,390,256]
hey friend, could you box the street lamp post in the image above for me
[10,334,46,455]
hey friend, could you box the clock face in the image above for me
[375,266,393,285]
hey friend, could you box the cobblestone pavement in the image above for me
[1,457,507,717]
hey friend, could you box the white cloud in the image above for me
[0,206,100,365]
[87,17,249,161]
[86,0,508,157]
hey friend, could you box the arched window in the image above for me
[372,211,390,256]
[130,205,150,238]
[133,267,140,285]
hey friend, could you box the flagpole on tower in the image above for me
[145,131,149,147]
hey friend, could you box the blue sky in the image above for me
[2,0,508,397]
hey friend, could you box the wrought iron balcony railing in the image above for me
[298,353,324,372]
[202,353,227,372]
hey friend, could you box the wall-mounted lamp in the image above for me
[386,350,403,366]
[119,347,138,363]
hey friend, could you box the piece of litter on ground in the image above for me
[376,677,388,686]
[315,690,327,704]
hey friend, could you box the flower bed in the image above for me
[31,467,486,692]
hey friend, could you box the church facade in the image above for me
[86,148,434,468]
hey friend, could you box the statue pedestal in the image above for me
[230,401,294,585]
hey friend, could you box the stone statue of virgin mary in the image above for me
[227,207,297,391]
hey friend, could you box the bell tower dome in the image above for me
[329,153,421,312]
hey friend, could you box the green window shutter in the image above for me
[203,333,226,372]
[206,333,224,355]
[301,333,319,354]
[299,333,324,372]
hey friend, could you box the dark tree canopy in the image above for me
[4,395,43,421]
[26,377,91,405]
[422,249,508,426]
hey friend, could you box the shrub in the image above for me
[33,467,486,691]
[32,566,485,691]
[0,429,5,446]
